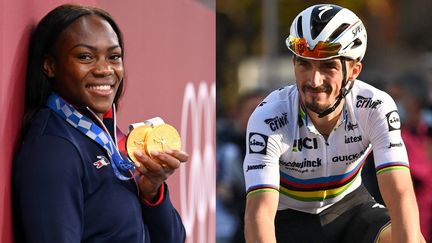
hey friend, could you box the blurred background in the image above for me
[216,0,432,242]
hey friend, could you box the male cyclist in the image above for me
[244,4,425,243]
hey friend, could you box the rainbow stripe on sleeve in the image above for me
[246,184,279,197]
[375,162,409,175]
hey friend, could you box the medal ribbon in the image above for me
[46,92,134,180]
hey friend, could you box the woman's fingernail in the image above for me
[165,149,173,154]
[134,161,141,168]
[134,151,143,157]
[151,151,159,156]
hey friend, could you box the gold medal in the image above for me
[145,124,181,161]
[126,123,181,164]
[126,125,152,163]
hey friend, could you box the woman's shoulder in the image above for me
[24,108,74,139]
[17,108,85,166]
[14,109,88,182]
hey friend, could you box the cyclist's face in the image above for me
[294,57,361,114]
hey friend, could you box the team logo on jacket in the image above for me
[332,148,366,164]
[355,95,382,109]
[280,158,322,168]
[264,113,288,131]
[249,132,268,154]
[386,110,401,131]
[246,164,266,172]
[388,141,403,148]
[345,135,362,144]
[93,155,110,169]
[345,121,358,131]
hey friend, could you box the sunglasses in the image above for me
[286,35,342,59]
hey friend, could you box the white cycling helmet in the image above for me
[286,4,367,61]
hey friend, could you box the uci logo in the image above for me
[292,137,318,152]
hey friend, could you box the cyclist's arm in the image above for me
[244,190,279,243]
[377,169,425,243]
[364,92,425,242]
[243,94,285,243]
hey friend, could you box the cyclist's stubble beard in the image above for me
[301,84,335,114]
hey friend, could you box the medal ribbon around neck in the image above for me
[47,92,134,180]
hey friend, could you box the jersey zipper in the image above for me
[320,134,329,206]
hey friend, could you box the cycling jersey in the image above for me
[244,80,409,214]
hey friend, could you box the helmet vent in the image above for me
[296,16,303,38]
[327,23,350,42]
[351,38,362,48]
[310,5,343,39]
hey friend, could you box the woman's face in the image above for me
[44,15,124,117]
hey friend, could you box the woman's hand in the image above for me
[133,149,188,202]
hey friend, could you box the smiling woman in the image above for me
[13,4,187,243]
[42,15,124,118]
[22,4,126,131]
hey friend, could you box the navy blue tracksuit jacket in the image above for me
[13,107,186,243]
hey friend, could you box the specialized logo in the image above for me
[388,142,403,148]
[345,121,358,131]
[352,23,364,37]
[249,132,268,154]
[332,149,366,163]
[280,158,322,169]
[386,110,401,131]
[292,137,318,152]
[372,203,386,209]
[93,155,110,169]
[356,95,383,109]
[264,113,288,131]
[345,135,362,144]
[318,6,333,19]
[246,164,266,172]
